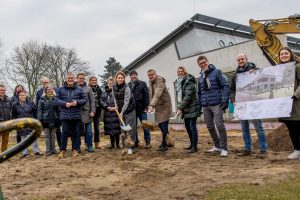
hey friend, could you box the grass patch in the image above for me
[205,175,300,200]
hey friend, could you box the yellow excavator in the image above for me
[249,14,300,65]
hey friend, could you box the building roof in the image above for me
[124,13,300,73]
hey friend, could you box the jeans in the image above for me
[21,136,40,155]
[56,125,61,148]
[61,119,81,151]
[184,118,198,147]
[240,119,267,151]
[158,121,169,146]
[44,128,57,153]
[203,105,228,150]
[84,123,93,147]
[134,112,151,143]
[93,112,100,143]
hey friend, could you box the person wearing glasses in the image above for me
[197,55,230,157]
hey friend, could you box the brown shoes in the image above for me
[58,151,65,158]
[237,150,251,156]
[72,150,79,157]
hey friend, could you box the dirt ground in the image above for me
[1,125,300,200]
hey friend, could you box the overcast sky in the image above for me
[0,0,299,76]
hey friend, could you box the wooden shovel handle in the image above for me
[115,109,126,126]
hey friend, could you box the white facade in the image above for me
[127,27,287,112]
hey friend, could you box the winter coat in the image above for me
[128,80,149,115]
[280,63,300,121]
[12,99,36,136]
[57,82,87,120]
[113,83,135,114]
[198,64,230,108]
[10,94,18,105]
[79,82,96,123]
[149,75,172,124]
[176,74,200,119]
[99,86,121,136]
[0,95,12,121]
[90,84,102,115]
[37,95,59,128]
[230,62,257,102]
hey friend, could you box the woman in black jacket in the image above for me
[12,90,42,157]
[100,78,121,149]
[38,85,59,156]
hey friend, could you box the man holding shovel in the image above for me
[147,69,172,152]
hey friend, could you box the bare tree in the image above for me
[0,40,91,100]
[0,40,48,99]
[44,45,90,87]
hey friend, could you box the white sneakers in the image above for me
[220,149,228,157]
[127,148,133,155]
[206,146,221,153]
[288,150,300,160]
[206,146,228,157]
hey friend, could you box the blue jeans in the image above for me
[134,112,151,143]
[184,118,198,147]
[61,119,81,151]
[84,123,93,147]
[93,112,100,143]
[21,136,40,155]
[240,119,267,151]
[158,121,169,146]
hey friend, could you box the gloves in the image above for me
[221,102,228,111]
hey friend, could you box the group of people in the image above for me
[0,46,299,160]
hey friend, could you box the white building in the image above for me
[124,14,300,112]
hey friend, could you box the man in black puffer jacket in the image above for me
[128,70,151,148]
[57,72,87,158]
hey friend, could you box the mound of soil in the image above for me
[255,124,292,152]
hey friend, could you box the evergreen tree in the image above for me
[100,57,123,85]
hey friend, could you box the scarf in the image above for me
[175,77,184,104]
[46,94,54,99]
[130,80,137,89]
[202,67,211,91]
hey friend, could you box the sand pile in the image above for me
[255,124,292,152]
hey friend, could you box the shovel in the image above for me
[115,109,132,131]
[142,112,179,131]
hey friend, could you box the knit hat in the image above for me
[129,70,138,76]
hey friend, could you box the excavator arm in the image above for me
[249,14,300,65]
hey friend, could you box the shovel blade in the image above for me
[141,120,155,131]
[120,125,132,131]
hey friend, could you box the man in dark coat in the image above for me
[0,84,12,152]
[88,76,102,149]
[128,70,151,148]
[57,72,87,158]
[197,55,230,157]
[230,53,267,157]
